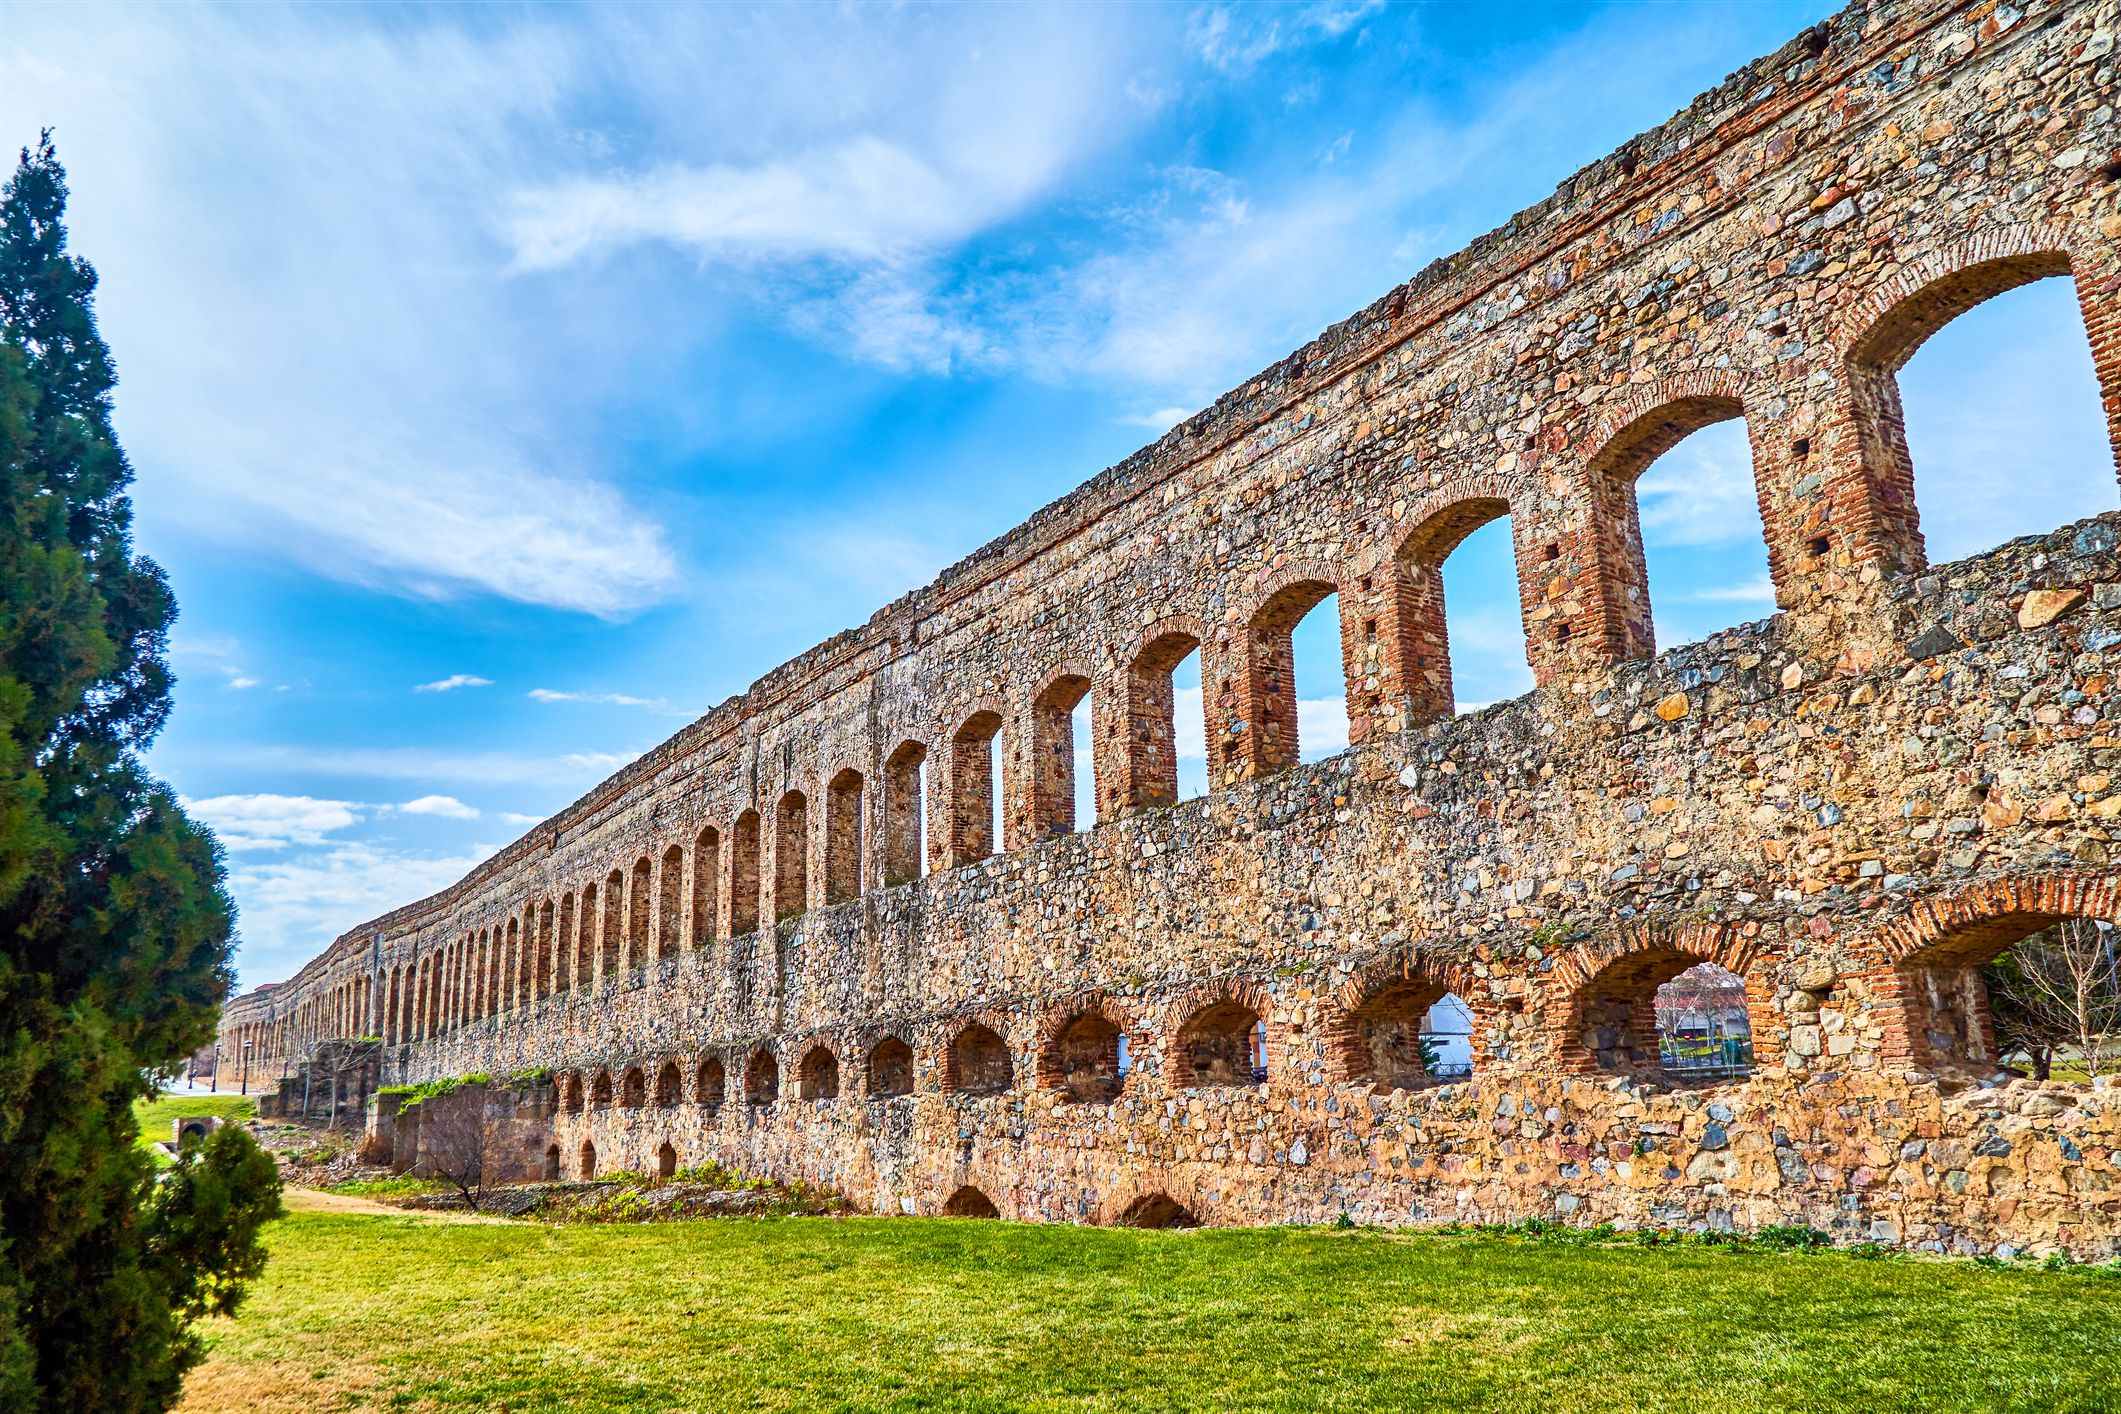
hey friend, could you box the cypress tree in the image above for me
[0,131,282,1413]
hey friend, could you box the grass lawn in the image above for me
[134,1092,257,1166]
[176,1199,2121,1414]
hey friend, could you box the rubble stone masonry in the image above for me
[221,0,2121,1255]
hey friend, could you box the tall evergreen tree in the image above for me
[0,132,281,1412]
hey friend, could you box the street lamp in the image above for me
[241,1038,253,1096]
[210,1042,219,1094]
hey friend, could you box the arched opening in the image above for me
[1388,499,1536,722]
[579,1140,596,1180]
[1030,673,1094,838]
[1115,631,1207,815]
[657,1141,677,1181]
[501,920,518,1013]
[543,1143,561,1181]
[560,1072,584,1115]
[799,1045,840,1100]
[629,857,652,967]
[882,741,927,885]
[655,1060,682,1108]
[1847,250,2117,574]
[601,870,623,977]
[1613,415,1775,651]
[658,845,683,962]
[866,1036,914,1097]
[948,1023,1012,1096]
[825,769,865,904]
[948,711,1003,866]
[943,1186,999,1218]
[1345,978,1475,1090]
[745,1049,779,1107]
[775,790,808,920]
[730,810,761,935]
[555,892,574,996]
[1235,579,1346,779]
[619,1065,647,1109]
[692,825,721,950]
[695,1057,726,1113]
[576,881,597,987]
[1177,1002,1264,1088]
[1045,1011,1124,1103]
[590,1070,614,1108]
[1115,1193,1197,1229]
[1893,900,2121,1080]
[1570,952,1757,1080]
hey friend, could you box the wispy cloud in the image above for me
[399,794,481,820]
[528,688,671,710]
[224,839,496,980]
[415,674,493,693]
[185,742,640,791]
[183,793,364,851]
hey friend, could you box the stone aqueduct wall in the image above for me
[221,0,2121,1253]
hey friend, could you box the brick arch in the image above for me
[1226,558,1348,781]
[1869,876,2121,1074]
[1328,947,1481,1087]
[1093,1173,1231,1229]
[1369,474,1550,728]
[1033,991,1140,1102]
[822,763,865,905]
[938,1009,1014,1096]
[1577,370,1766,662]
[1024,660,1098,841]
[943,695,1008,868]
[1164,977,1279,1088]
[1545,921,1778,1076]
[1830,221,2121,574]
[863,1031,916,1097]
[1107,613,1216,817]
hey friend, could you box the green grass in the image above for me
[177,1206,2121,1414]
[133,1092,256,1167]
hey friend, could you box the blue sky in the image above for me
[2,2,2110,990]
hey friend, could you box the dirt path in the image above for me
[283,1185,512,1223]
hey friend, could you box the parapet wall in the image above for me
[222,0,2121,1254]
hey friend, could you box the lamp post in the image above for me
[210,1042,219,1094]
[241,1038,253,1096]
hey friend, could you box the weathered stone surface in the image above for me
[2018,588,2089,629]
[219,0,2121,1256]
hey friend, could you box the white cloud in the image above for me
[1297,696,1349,759]
[528,688,670,710]
[499,811,546,827]
[184,742,639,791]
[225,839,495,985]
[1120,406,1198,431]
[1187,2,1383,75]
[227,676,260,690]
[415,674,493,693]
[1687,577,1776,604]
[1635,422,1760,549]
[399,794,481,820]
[183,793,365,851]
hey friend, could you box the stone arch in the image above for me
[773,790,809,920]
[881,740,927,886]
[575,880,598,987]
[658,843,684,962]
[1832,224,2121,574]
[544,1143,561,1181]
[695,1056,726,1112]
[619,1064,647,1110]
[1035,994,1134,1103]
[798,1043,841,1100]
[1167,979,1277,1088]
[578,1139,596,1180]
[589,1069,614,1108]
[1095,1175,1226,1229]
[942,1019,1012,1096]
[601,869,624,977]
[1329,948,1482,1090]
[1872,875,2121,1073]
[1578,372,1764,660]
[559,1071,584,1116]
[1028,662,1097,840]
[1378,478,1541,726]
[654,1059,682,1109]
[744,1048,779,1106]
[824,767,865,904]
[865,1034,914,1098]
[942,1185,1000,1218]
[1547,922,1776,1077]
[657,1141,678,1180]
[946,701,1007,868]
[730,810,762,936]
[1229,559,1347,780]
[1110,614,1213,817]
[691,824,721,950]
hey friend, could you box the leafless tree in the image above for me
[414,1089,490,1212]
[1988,919,2121,1080]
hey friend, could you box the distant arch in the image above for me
[1036,998,1130,1104]
[578,1140,596,1180]
[695,1057,726,1113]
[1172,991,1268,1089]
[619,1065,647,1110]
[944,1022,1012,1096]
[654,1059,682,1109]
[799,1044,841,1100]
[657,1141,677,1181]
[745,1049,779,1107]
[943,1186,1000,1219]
[775,790,809,920]
[866,1035,914,1098]
[1549,923,1775,1078]
[881,741,927,886]
[589,1069,614,1108]
[825,768,866,904]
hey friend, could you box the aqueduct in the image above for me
[221,0,2121,1253]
